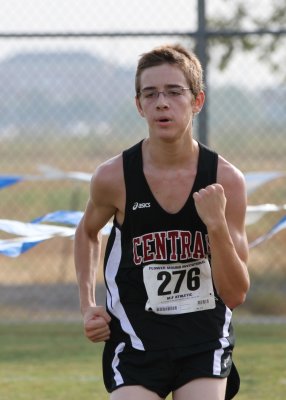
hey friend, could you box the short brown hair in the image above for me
[135,44,204,98]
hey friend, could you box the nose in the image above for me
[156,91,169,108]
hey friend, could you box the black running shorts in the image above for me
[102,340,239,399]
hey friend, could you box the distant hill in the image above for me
[0,51,136,134]
[0,50,285,138]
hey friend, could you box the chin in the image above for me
[157,132,183,143]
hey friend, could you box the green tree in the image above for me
[207,0,286,79]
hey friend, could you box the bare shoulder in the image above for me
[90,153,124,206]
[217,155,246,200]
[92,154,123,188]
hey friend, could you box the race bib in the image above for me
[143,259,215,315]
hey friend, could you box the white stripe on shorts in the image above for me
[213,337,230,375]
[112,342,125,386]
[213,305,233,375]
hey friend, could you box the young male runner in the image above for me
[74,44,250,400]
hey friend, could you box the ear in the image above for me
[192,91,205,114]
[135,96,145,117]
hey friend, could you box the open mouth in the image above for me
[157,118,171,123]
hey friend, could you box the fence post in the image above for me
[196,0,208,145]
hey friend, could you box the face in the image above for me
[136,63,204,142]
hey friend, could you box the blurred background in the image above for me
[0,0,285,322]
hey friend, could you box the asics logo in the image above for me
[132,202,151,210]
[223,355,231,368]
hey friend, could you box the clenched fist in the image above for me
[193,184,227,228]
[83,306,111,343]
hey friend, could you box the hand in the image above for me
[193,184,227,229]
[83,306,111,343]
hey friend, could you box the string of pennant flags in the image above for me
[0,169,285,257]
[0,211,112,258]
[0,165,92,191]
[1,167,285,194]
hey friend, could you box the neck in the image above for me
[143,136,198,168]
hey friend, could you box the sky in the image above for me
[0,0,197,32]
[0,0,196,67]
[0,0,282,87]
[0,0,197,63]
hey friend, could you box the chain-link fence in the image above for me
[0,0,285,321]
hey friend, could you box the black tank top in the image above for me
[104,140,234,351]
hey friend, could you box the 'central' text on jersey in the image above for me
[133,230,210,265]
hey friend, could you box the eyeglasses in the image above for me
[139,86,192,100]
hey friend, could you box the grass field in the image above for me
[1,322,286,400]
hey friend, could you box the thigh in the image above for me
[173,377,227,400]
[110,385,164,400]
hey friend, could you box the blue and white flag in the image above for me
[0,235,57,258]
[246,204,286,225]
[0,211,112,257]
[249,215,286,248]
[244,171,285,195]
[0,218,76,257]
[1,169,285,194]
[1,167,286,257]
[32,210,84,226]
[0,166,92,190]
[0,175,23,189]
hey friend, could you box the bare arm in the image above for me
[74,155,124,341]
[74,194,114,312]
[193,158,250,309]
